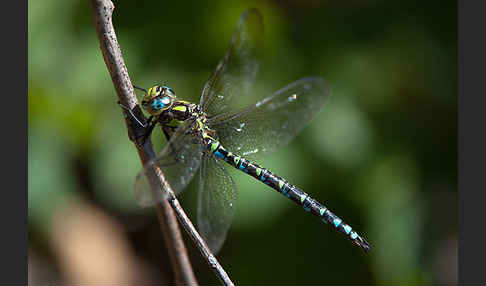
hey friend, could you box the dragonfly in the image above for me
[130,8,370,254]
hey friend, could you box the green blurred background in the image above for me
[28,0,457,285]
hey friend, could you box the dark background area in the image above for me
[28,0,457,285]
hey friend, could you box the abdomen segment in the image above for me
[207,138,371,252]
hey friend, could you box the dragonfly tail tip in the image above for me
[360,238,371,253]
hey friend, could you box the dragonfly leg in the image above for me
[162,128,171,141]
[140,117,157,145]
[118,102,158,146]
[119,102,148,128]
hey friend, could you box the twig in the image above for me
[89,1,234,285]
[167,194,234,286]
[89,1,196,285]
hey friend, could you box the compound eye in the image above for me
[151,96,171,110]
[166,87,176,97]
[161,96,171,105]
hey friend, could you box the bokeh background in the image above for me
[28,0,457,285]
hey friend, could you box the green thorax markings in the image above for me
[156,100,198,128]
[141,87,219,151]
[173,105,187,112]
[196,118,216,140]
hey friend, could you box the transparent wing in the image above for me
[197,156,237,254]
[208,77,331,159]
[200,8,263,117]
[135,120,203,207]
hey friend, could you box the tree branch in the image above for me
[89,1,234,285]
[89,1,196,285]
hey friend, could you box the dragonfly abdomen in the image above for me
[206,138,371,252]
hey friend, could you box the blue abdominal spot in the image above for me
[238,165,248,173]
[343,225,352,235]
[333,218,342,228]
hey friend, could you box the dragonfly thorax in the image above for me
[158,100,202,128]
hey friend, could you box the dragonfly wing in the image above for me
[197,156,237,254]
[208,77,331,159]
[199,8,263,117]
[135,119,203,207]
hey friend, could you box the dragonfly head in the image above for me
[141,85,176,115]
